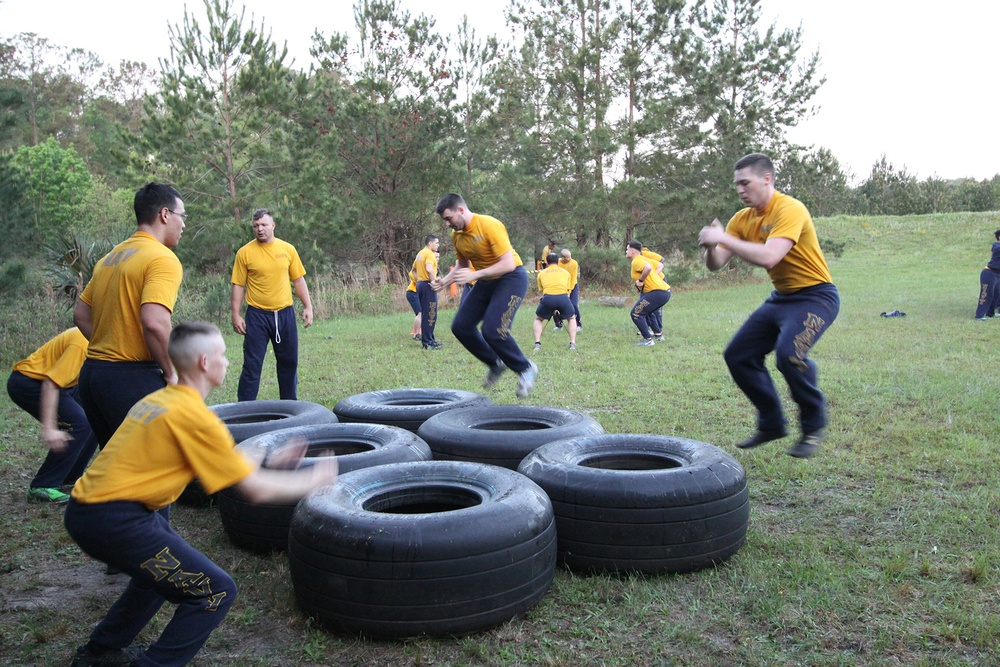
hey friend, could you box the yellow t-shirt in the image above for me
[452,214,523,279]
[641,248,666,279]
[537,265,571,296]
[12,328,89,388]
[413,247,438,282]
[725,191,832,294]
[72,384,254,510]
[557,258,579,290]
[631,255,670,292]
[231,238,307,311]
[406,269,417,292]
[80,232,183,362]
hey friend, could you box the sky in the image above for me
[1,0,997,183]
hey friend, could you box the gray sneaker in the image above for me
[533,342,541,351]
[635,338,654,347]
[654,334,665,342]
[516,361,539,398]
[788,429,826,458]
[568,342,577,350]
[483,360,507,389]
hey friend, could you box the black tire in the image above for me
[417,404,605,470]
[177,400,338,507]
[333,388,492,432]
[217,423,433,553]
[210,400,338,443]
[288,460,556,638]
[517,434,749,574]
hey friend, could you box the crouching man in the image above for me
[65,321,337,667]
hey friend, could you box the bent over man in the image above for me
[699,153,840,458]
[433,193,537,397]
[7,327,98,503]
[231,208,313,401]
[65,322,337,667]
[626,241,671,346]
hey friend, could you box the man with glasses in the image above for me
[73,182,186,448]
[231,208,313,401]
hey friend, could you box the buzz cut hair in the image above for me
[546,252,559,265]
[168,321,222,370]
[626,240,643,252]
[734,153,774,177]
[133,182,183,225]
[425,234,439,245]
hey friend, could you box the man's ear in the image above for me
[198,353,209,373]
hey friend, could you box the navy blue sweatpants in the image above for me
[975,268,1000,319]
[452,266,530,373]
[417,281,438,346]
[631,289,670,339]
[553,285,581,328]
[65,499,237,667]
[723,283,840,434]
[6,371,97,488]
[238,305,299,401]
[79,360,166,448]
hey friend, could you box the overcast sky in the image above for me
[2,0,997,183]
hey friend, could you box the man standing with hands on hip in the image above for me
[699,153,839,459]
[231,208,313,401]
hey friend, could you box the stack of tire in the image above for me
[274,390,750,638]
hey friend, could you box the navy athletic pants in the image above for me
[452,266,530,373]
[6,371,97,488]
[553,285,581,328]
[65,499,236,667]
[417,281,438,346]
[724,282,840,434]
[79,360,166,448]
[631,289,670,339]
[238,305,298,401]
[975,268,1000,319]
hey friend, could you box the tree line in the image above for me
[1,0,997,290]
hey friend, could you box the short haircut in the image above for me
[252,208,272,222]
[168,321,222,370]
[425,234,439,245]
[994,230,1000,241]
[734,153,774,177]
[626,240,642,252]
[435,193,466,216]
[134,183,182,225]
[560,249,571,257]
[546,252,559,265]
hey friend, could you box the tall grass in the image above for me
[1,211,999,666]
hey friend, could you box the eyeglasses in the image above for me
[167,208,189,221]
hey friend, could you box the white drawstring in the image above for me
[274,310,281,344]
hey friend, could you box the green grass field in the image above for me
[1,211,999,666]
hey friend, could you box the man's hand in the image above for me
[232,314,246,335]
[698,218,727,248]
[301,306,313,328]
[42,428,70,453]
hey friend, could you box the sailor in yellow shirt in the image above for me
[74,182,186,448]
[231,208,313,401]
[433,193,537,397]
[7,327,98,503]
[413,234,442,349]
[64,322,337,667]
[533,253,578,351]
[641,246,666,336]
[553,248,582,332]
[626,241,671,345]
[699,153,839,458]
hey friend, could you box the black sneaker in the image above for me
[788,429,826,458]
[422,341,443,350]
[71,643,145,666]
[736,428,788,449]
[483,360,507,389]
